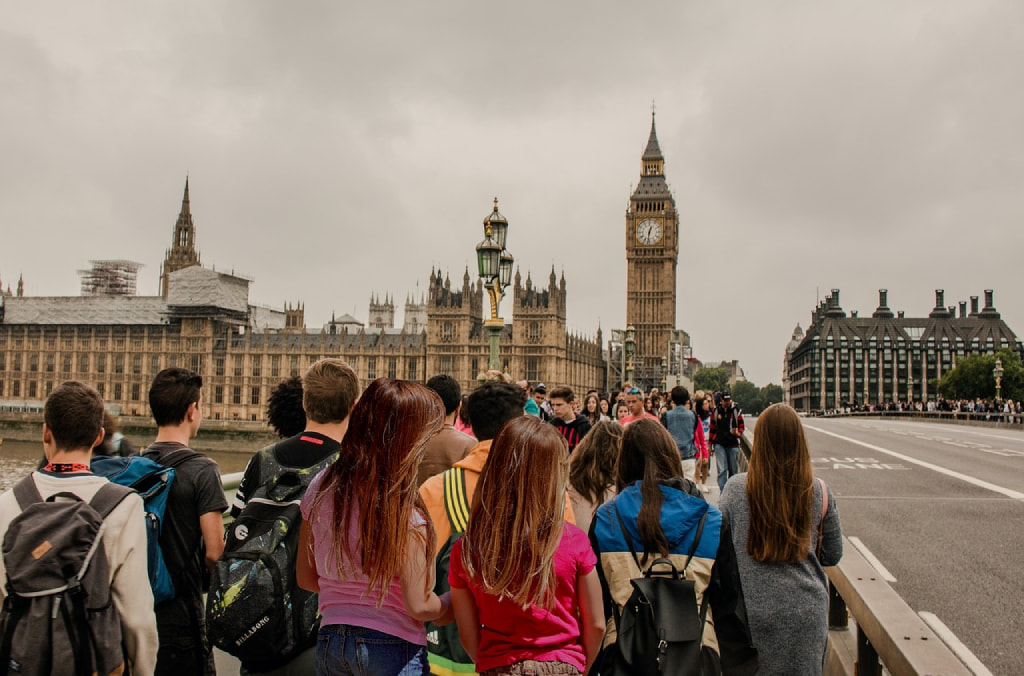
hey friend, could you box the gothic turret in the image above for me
[160,178,202,297]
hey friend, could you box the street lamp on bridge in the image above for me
[475,198,514,374]
[993,357,1004,403]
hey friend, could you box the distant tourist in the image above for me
[297,378,453,674]
[97,410,138,457]
[449,416,605,676]
[621,387,658,426]
[710,392,744,491]
[719,403,842,675]
[548,386,592,453]
[419,374,476,486]
[265,375,306,438]
[143,368,227,675]
[662,386,704,484]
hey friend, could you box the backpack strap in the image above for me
[88,481,135,520]
[613,499,707,574]
[442,467,470,535]
[11,475,43,512]
[815,478,828,559]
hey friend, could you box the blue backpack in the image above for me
[90,452,197,605]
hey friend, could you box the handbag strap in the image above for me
[815,477,828,559]
[612,499,707,574]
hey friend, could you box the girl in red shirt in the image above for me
[449,416,605,675]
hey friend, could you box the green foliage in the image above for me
[761,383,784,408]
[731,380,763,414]
[730,381,785,415]
[935,348,1024,402]
[693,366,730,394]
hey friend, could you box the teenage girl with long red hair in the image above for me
[297,378,454,675]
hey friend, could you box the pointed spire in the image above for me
[181,175,191,216]
[17,273,24,297]
[643,109,663,161]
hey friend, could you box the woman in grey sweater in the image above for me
[719,403,843,675]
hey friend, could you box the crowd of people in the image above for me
[0,364,844,676]
[821,396,1023,423]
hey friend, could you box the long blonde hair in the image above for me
[460,416,569,609]
[747,403,814,563]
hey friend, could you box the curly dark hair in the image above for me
[266,375,306,438]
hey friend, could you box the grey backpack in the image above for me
[0,477,132,676]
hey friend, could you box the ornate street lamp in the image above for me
[993,357,1004,404]
[476,198,514,373]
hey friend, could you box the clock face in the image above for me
[636,219,663,245]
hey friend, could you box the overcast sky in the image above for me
[3,1,1023,387]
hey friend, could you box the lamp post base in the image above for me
[484,318,503,373]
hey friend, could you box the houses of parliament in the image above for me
[0,117,694,423]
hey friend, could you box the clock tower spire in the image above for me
[625,111,679,390]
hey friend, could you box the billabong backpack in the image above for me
[0,477,133,676]
[91,452,194,606]
[206,444,335,672]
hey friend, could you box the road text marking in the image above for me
[804,426,1024,500]
[848,536,897,582]
[919,611,993,676]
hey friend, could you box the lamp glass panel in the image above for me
[499,251,513,287]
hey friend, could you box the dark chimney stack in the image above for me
[873,288,895,319]
[984,289,994,309]
[898,311,905,318]
[970,296,979,316]
[959,301,967,318]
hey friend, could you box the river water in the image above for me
[0,438,255,491]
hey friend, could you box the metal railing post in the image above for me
[857,625,881,676]
[828,580,848,629]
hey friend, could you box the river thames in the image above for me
[0,437,255,490]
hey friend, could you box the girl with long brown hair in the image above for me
[449,416,605,676]
[568,419,623,533]
[591,418,757,670]
[719,402,842,675]
[297,378,454,675]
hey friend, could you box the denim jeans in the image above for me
[714,443,739,492]
[317,625,429,676]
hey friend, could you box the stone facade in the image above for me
[785,288,1024,412]
[0,182,605,422]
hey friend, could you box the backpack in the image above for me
[425,466,476,675]
[600,503,711,676]
[0,477,133,676]
[91,452,194,605]
[206,444,335,672]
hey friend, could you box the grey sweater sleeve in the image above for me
[818,483,843,567]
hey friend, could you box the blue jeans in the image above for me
[715,444,739,492]
[317,625,429,676]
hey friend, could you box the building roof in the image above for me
[1,295,169,325]
[166,266,249,314]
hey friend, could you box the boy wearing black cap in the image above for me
[710,392,745,492]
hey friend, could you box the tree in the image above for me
[935,348,1024,402]
[731,380,763,414]
[760,383,784,409]
[693,366,730,394]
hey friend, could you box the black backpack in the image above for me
[425,466,476,675]
[601,504,713,676]
[206,444,335,672]
[0,477,133,676]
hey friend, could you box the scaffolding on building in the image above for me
[78,260,143,296]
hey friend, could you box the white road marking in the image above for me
[804,426,1024,500]
[848,536,897,582]
[918,611,994,676]
[842,419,1024,445]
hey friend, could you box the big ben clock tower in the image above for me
[625,112,679,388]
